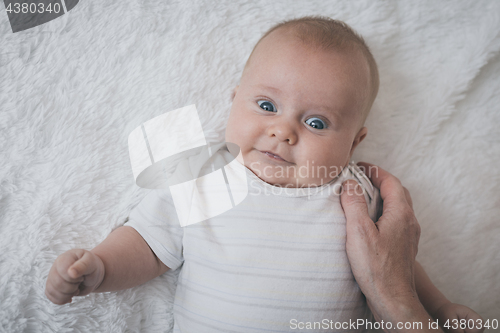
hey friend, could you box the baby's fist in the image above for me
[45,249,105,305]
[435,302,485,333]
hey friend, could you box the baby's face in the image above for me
[225,30,370,188]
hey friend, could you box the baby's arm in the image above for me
[415,261,484,333]
[91,226,169,292]
[415,261,449,316]
[45,226,169,304]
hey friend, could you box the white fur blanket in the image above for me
[1,1,499,332]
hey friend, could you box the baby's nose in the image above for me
[266,120,298,145]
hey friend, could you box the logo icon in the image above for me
[128,105,248,227]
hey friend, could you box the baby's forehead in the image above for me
[248,31,360,76]
[243,31,372,123]
[254,31,370,86]
[251,28,369,73]
[264,25,363,55]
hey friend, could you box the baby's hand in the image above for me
[435,302,485,333]
[45,249,105,305]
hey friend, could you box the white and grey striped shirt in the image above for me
[125,146,380,333]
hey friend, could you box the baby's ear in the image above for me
[231,86,239,101]
[349,127,368,158]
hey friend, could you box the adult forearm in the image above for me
[91,226,169,293]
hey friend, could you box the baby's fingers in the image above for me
[54,249,87,282]
[45,283,80,305]
[49,269,82,295]
[67,250,99,279]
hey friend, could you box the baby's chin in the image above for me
[247,165,336,188]
[240,153,344,188]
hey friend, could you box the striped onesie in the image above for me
[125,145,380,332]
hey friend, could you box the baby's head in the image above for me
[225,16,379,188]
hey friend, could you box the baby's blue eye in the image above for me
[257,100,277,112]
[305,117,326,129]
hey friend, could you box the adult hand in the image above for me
[340,162,435,332]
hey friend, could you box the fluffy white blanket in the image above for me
[1,1,499,332]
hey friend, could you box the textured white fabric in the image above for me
[1,1,499,332]
[124,144,379,332]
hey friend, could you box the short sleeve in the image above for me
[124,188,184,270]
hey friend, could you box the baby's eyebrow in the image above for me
[309,106,345,128]
[255,84,282,96]
[309,104,340,117]
[253,84,345,125]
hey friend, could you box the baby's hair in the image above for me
[244,16,379,123]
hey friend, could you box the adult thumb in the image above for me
[340,179,371,225]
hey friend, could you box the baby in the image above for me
[46,17,482,332]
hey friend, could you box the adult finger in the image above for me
[340,180,368,219]
[340,180,377,235]
[357,162,409,209]
[403,187,413,210]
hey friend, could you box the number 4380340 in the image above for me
[443,318,498,330]
[5,2,62,14]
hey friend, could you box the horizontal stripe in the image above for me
[183,255,353,279]
[178,277,362,306]
[184,233,346,252]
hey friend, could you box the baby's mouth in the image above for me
[259,150,291,163]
